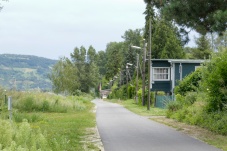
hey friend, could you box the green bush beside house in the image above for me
[167,49,227,135]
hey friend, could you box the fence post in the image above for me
[8,96,12,121]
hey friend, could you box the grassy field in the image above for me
[106,98,227,151]
[0,91,100,151]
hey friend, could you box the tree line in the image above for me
[50,0,226,96]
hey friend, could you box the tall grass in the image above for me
[0,90,97,151]
[10,91,91,113]
[0,119,51,151]
[166,93,227,135]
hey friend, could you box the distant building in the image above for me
[100,89,111,99]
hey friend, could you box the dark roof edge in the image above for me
[151,59,205,63]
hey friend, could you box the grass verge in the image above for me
[107,99,166,116]
[0,91,100,151]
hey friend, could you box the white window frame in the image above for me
[152,67,170,81]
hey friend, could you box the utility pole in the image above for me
[126,66,128,85]
[142,41,146,106]
[136,54,139,104]
[147,19,152,110]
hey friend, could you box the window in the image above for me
[153,68,170,81]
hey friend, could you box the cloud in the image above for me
[0,0,146,59]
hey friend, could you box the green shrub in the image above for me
[201,49,227,112]
[73,89,82,96]
[199,112,227,135]
[42,100,50,112]
[127,85,135,99]
[23,96,34,112]
[0,120,13,149]
[109,85,128,100]
[174,68,202,95]
[137,88,142,105]
[185,92,197,105]
[157,91,165,96]
[166,101,182,118]
[183,106,203,125]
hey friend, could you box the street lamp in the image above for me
[127,63,133,66]
[131,41,147,106]
[126,64,132,81]
[127,62,139,104]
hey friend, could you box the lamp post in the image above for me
[131,41,147,106]
[126,63,133,81]
[127,61,138,104]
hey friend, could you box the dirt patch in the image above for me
[80,127,104,151]
[80,105,104,151]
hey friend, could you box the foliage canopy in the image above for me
[144,0,227,35]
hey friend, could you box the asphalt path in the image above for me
[92,99,221,151]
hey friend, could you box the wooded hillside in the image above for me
[0,54,57,90]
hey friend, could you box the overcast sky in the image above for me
[0,0,196,60]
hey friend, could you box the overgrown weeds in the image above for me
[0,90,97,151]
[166,92,227,135]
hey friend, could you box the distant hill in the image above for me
[0,54,58,91]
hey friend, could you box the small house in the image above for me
[150,59,204,95]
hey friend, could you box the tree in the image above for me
[202,48,227,112]
[105,42,124,80]
[50,57,79,94]
[96,51,107,76]
[121,29,144,83]
[0,0,8,11]
[70,46,99,93]
[143,2,156,41]
[50,45,100,94]
[184,47,196,59]
[144,0,227,35]
[214,30,227,50]
[152,18,185,59]
[192,35,212,59]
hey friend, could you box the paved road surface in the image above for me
[92,99,221,151]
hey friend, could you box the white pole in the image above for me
[8,96,12,121]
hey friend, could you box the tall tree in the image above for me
[143,2,156,41]
[214,30,227,50]
[152,18,185,59]
[70,46,99,93]
[144,0,227,35]
[121,29,144,82]
[96,51,107,76]
[50,57,79,94]
[105,42,124,80]
[191,35,212,59]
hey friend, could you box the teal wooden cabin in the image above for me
[150,59,204,95]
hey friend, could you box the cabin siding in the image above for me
[174,63,201,86]
[152,81,171,93]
